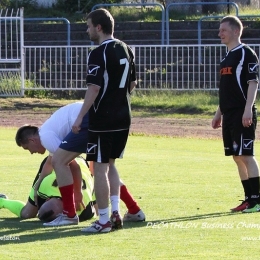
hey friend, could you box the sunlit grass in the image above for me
[1,129,260,259]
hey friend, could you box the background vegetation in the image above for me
[1,0,260,23]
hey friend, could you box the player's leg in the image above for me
[120,180,145,222]
[44,119,89,227]
[20,201,38,218]
[0,187,38,218]
[108,130,130,229]
[222,111,250,212]
[240,121,260,213]
[81,131,112,233]
[38,198,63,222]
[43,149,80,226]
[108,159,122,229]
[93,161,110,218]
[0,196,26,217]
[229,110,260,213]
[88,161,145,221]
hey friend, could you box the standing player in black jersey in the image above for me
[72,8,137,233]
[212,15,260,213]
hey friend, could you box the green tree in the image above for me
[55,0,123,14]
[0,0,11,9]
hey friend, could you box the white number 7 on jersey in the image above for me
[119,58,129,88]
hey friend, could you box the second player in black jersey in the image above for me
[219,44,258,114]
[212,15,260,213]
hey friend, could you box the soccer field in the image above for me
[1,128,260,259]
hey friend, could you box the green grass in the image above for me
[131,90,219,118]
[1,128,260,259]
[10,2,260,23]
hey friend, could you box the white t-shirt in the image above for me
[39,102,83,154]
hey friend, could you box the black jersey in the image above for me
[86,39,136,132]
[219,44,259,114]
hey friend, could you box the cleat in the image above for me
[123,209,146,222]
[110,210,123,230]
[43,213,79,227]
[0,194,7,199]
[230,201,249,212]
[242,202,260,213]
[81,220,111,233]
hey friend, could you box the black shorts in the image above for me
[222,109,257,156]
[59,113,89,154]
[86,129,129,163]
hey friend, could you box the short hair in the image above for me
[15,125,39,146]
[220,15,243,36]
[86,8,114,35]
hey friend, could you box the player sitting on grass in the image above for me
[0,156,96,222]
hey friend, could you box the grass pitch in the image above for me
[1,128,260,259]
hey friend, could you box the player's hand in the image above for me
[74,191,85,211]
[72,117,83,134]
[211,116,222,129]
[242,110,253,127]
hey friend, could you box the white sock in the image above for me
[98,207,110,224]
[110,195,120,213]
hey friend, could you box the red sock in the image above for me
[120,185,140,214]
[59,184,76,218]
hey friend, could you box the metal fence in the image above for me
[19,44,260,93]
[0,8,24,96]
[1,6,260,96]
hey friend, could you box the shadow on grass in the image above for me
[2,102,62,111]
[144,211,238,225]
[0,218,86,244]
[0,211,236,242]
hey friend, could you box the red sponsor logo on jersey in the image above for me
[220,67,232,75]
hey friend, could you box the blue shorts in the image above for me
[59,113,89,153]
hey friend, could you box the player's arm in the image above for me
[130,80,137,93]
[88,161,94,175]
[243,80,258,127]
[69,159,85,210]
[212,106,222,129]
[129,59,137,93]
[72,84,100,133]
[33,155,53,206]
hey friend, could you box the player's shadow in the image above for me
[154,211,237,223]
[0,218,94,243]
[0,211,237,241]
[122,211,238,230]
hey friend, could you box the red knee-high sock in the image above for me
[59,184,76,218]
[120,185,140,214]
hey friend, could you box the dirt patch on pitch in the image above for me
[0,107,222,139]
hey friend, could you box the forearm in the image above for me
[245,81,258,111]
[215,106,222,117]
[34,155,53,189]
[77,85,100,119]
[130,80,137,93]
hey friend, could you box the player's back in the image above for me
[39,102,83,144]
[88,39,134,131]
